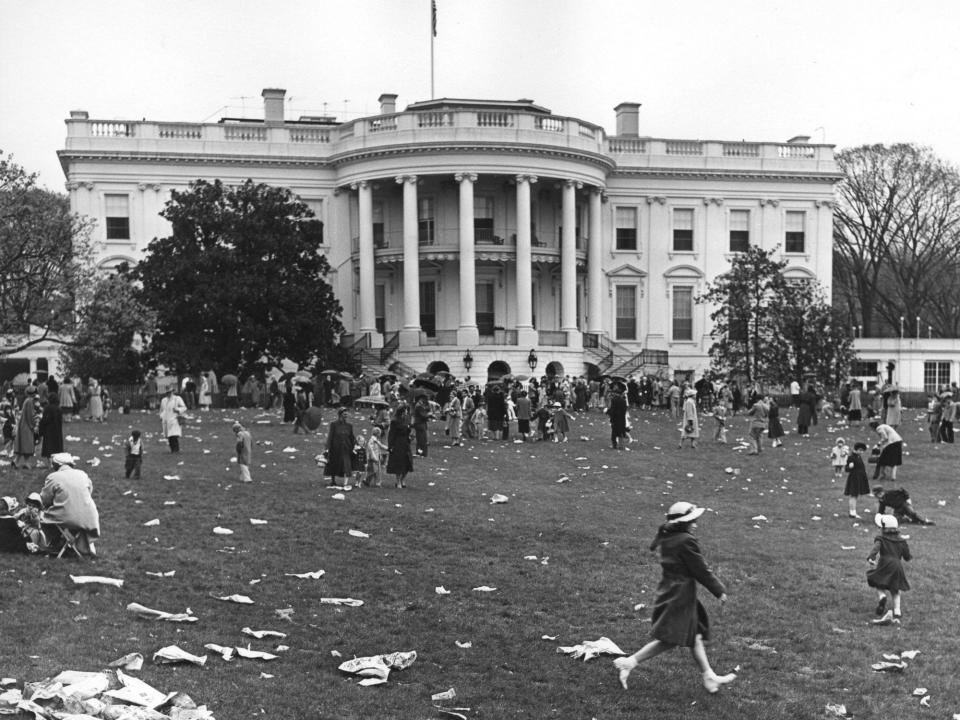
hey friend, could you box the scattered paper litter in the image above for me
[212,526,234,535]
[235,646,278,661]
[145,570,176,578]
[432,688,457,701]
[331,493,345,500]
[126,602,198,623]
[214,594,253,604]
[162,475,181,480]
[285,570,325,579]
[70,575,124,588]
[751,515,767,521]
[153,645,207,666]
[143,518,160,527]
[107,653,144,671]
[338,651,417,681]
[912,688,928,696]
[275,607,295,622]
[435,586,451,595]
[282,446,297,453]
[472,586,497,592]
[204,643,235,661]
[348,529,370,538]
[358,677,387,686]
[454,641,472,649]
[490,493,509,504]
[105,670,176,708]
[557,636,625,661]
[86,457,101,467]
[872,661,907,672]
[825,703,853,718]
[900,650,920,659]
[320,597,364,607]
[920,696,930,707]
[242,627,286,640]
[249,518,268,525]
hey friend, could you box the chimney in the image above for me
[614,102,641,136]
[786,135,811,144]
[379,93,398,115]
[262,88,286,124]
[70,110,89,119]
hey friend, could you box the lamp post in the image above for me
[463,350,473,372]
[527,349,538,372]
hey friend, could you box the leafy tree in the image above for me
[833,144,960,337]
[131,179,343,374]
[700,246,856,387]
[59,270,157,383]
[0,152,94,354]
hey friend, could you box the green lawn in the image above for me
[1,405,957,720]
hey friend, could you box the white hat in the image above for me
[50,452,77,466]
[875,513,899,530]
[666,501,705,524]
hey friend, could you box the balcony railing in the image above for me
[538,330,568,346]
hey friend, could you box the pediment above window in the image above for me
[605,263,647,279]
[663,264,704,280]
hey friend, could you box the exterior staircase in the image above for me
[583,333,668,377]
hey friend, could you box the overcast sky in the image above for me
[2,0,959,190]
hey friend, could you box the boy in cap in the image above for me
[872,485,934,526]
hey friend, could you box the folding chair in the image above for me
[41,523,87,559]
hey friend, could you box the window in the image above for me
[615,286,637,340]
[672,208,693,251]
[924,361,951,394]
[373,202,385,248]
[476,283,495,335]
[419,281,436,337]
[785,211,805,253]
[375,285,386,334]
[105,194,130,239]
[418,197,435,245]
[672,286,694,341]
[851,360,878,377]
[729,209,750,252]
[615,207,637,250]
[474,196,494,243]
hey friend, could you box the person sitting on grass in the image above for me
[614,501,736,695]
[872,485,934,525]
[40,452,100,556]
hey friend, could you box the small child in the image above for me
[124,429,144,480]
[843,441,870,518]
[623,411,635,444]
[867,514,911,624]
[712,402,728,444]
[552,403,573,443]
[830,438,849,481]
[474,405,489,440]
[365,427,388,487]
[535,404,552,442]
[351,435,367,488]
[872,485,934,525]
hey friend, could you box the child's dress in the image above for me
[830,445,849,473]
[844,453,870,497]
[866,532,911,591]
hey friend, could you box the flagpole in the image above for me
[430,0,436,98]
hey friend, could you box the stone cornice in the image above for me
[610,167,842,183]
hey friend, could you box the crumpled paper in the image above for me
[556,636,625,661]
[235,647,278,661]
[490,494,509,504]
[108,653,144,671]
[71,575,124,588]
[338,651,417,681]
[320,597,364,607]
[214,594,253,604]
[204,644,235,661]
[242,627,286,640]
[284,570,325,579]
[153,646,207,666]
[126,602,198,623]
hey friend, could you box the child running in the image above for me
[614,501,736,694]
[867,514,911,625]
[843,441,869,518]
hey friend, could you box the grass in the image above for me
[1,405,958,720]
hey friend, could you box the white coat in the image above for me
[159,393,187,438]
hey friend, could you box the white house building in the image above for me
[57,88,841,381]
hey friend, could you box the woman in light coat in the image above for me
[159,388,187,453]
[678,389,700,449]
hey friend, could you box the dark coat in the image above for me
[767,401,785,439]
[649,528,726,647]
[386,418,414,475]
[844,453,870,497]
[866,533,911,591]
[797,391,817,428]
[325,419,355,477]
[608,393,628,436]
[38,404,64,458]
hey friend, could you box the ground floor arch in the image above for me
[487,360,511,381]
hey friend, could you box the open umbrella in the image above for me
[279,371,297,381]
[411,387,436,400]
[355,395,391,408]
[412,377,441,393]
[513,373,530,382]
[377,373,398,382]
[498,374,514,383]
[318,369,342,378]
[221,374,238,386]
[302,406,325,431]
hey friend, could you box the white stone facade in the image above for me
[57,89,839,379]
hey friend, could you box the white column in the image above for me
[515,175,538,347]
[398,175,421,346]
[561,180,580,338]
[815,199,834,297]
[587,187,603,334]
[456,173,479,346]
[355,181,378,338]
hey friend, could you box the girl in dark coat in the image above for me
[614,502,736,694]
[324,407,356,488]
[37,396,64,468]
[844,441,870,518]
[386,405,414,488]
[867,514,911,624]
[766,396,785,447]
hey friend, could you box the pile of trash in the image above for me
[0,669,215,719]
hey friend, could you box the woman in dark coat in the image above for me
[608,388,628,449]
[796,386,817,436]
[766,396,785,448]
[13,390,38,469]
[282,379,297,423]
[386,405,414,488]
[37,396,64,468]
[614,501,736,694]
[324,407,355,488]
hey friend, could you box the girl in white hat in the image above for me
[614,501,736,694]
[868,514,911,625]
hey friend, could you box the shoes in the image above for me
[849,512,860,518]
[875,597,887,616]
[872,610,894,625]
[703,671,736,694]
[613,657,636,689]
[893,612,902,623]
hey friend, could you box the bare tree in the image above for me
[834,144,960,337]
